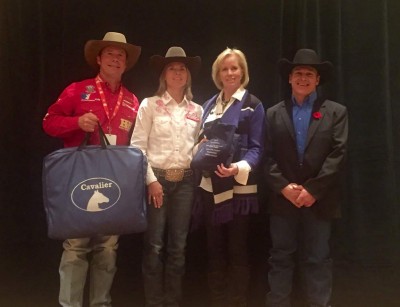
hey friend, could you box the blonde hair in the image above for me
[211,47,249,90]
[154,63,193,100]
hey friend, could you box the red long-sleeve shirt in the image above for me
[43,77,139,147]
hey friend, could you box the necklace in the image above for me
[215,98,231,115]
[221,99,229,111]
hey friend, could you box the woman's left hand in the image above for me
[215,163,238,178]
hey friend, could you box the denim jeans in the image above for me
[142,175,194,307]
[59,235,118,307]
[266,209,332,307]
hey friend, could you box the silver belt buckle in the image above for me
[165,169,184,182]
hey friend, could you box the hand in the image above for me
[295,188,316,207]
[199,136,208,145]
[78,112,99,132]
[147,181,164,208]
[215,163,238,178]
[281,183,303,208]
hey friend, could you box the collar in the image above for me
[291,91,317,107]
[160,91,189,105]
[96,74,122,94]
[217,87,246,104]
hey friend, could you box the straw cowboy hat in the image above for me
[150,46,201,76]
[278,48,334,84]
[84,32,141,71]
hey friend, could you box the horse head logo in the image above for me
[71,178,120,211]
[86,190,110,212]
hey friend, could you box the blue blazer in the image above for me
[201,90,266,173]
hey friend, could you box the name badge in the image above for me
[105,134,117,145]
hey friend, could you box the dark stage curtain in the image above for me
[1,0,399,267]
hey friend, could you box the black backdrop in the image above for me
[1,0,399,272]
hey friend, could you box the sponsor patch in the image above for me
[119,118,132,132]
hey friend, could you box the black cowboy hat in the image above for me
[278,49,334,85]
[150,46,201,76]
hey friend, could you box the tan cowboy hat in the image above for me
[150,46,201,76]
[84,32,141,71]
[278,49,334,84]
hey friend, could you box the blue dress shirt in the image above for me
[292,92,317,163]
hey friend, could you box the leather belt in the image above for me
[153,168,193,182]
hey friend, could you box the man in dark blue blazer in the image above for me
[264,49,348,307]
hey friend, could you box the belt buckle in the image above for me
[165,169,184,182]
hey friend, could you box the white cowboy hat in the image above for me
[150,46,201,76]
[84,32,141,71]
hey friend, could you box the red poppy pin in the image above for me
[313,111,322,119]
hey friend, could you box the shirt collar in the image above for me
[217,87,246,104]
[160,91,189,105]
[96,74,121,93]
[292,91,317,107]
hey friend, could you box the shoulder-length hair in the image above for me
[211,47,249,90]
[154,63,194,101]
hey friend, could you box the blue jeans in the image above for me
[266,209,332,307]
[142,175,194,307]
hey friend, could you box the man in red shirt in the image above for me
[43,32,141,307]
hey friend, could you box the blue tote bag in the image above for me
[42,128,147,239]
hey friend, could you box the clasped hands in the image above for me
[281,183,316,208]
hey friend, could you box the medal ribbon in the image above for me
[95,75,123,133]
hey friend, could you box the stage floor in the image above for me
[1,230,399,307]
